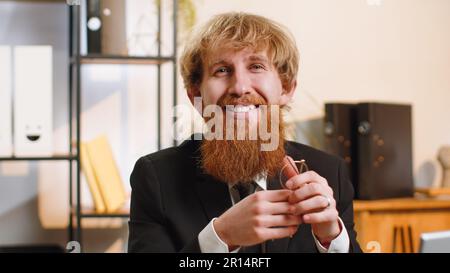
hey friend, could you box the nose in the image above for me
[228,68,252,97]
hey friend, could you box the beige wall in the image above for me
[177,0,450,187]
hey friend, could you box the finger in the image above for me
[285,170,328,190]
[291,195,333,215]
[252,189,292,202]
[288,183,333,203]
[302,209,339,224]
[254,201,295,215]
[255,214,302,227]
[281,156,299,180]
[258,225,299,241]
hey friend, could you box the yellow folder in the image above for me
[85,135,127,213]
[80,142,106,213]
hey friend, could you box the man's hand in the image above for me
[285,171,341,245]
[214,190,301,250]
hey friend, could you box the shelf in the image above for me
[71,55,176,65]
[0,154,77,161]
[353,196,450,212]
[79,208,130,219]
[415,187,450,197]
[67,0,178,246]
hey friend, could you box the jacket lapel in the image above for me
[194,172,232,221]
[190,140,232,222]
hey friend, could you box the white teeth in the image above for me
[232,105,256,113]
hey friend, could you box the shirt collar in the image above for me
[254,173,267,190]
[227,173,268,191]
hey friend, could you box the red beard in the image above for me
[200,93,286,184]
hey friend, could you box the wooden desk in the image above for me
[353,197,450,253]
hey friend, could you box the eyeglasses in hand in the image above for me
[279,156,309,189]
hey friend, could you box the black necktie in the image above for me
[233,182,264,253]
[234,182,256,202]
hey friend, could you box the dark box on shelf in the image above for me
[356,102,413,200]
[324,103,358,193]
[324,102,414,200]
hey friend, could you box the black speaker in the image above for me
[324,102,414,200]
[86,0,127,55]
[324,103,358,196]
[356,103,414,200]
[86,0,101,54]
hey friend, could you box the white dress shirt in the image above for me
[198,175,350,253]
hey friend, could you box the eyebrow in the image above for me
[209,60,228,68]
[208,54,270,70]
[247,55,269,63]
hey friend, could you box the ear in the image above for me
[279,79,297,106]
[187,86,201,105]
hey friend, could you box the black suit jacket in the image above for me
[128,136,362,253]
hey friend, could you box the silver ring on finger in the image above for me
[322,195,331,209]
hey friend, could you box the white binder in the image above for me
[0,46,12,157]
[14,46,53,156]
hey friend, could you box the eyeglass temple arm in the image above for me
[283,155,300,176]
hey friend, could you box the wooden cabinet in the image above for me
[353,197,450,253]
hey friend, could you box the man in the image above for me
[128,12,361,253]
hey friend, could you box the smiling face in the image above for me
[194,47,295,183]
[189,47,296,130]
[181,12,300,115]
[179,12,300,183]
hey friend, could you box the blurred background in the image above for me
[0,0,449,253]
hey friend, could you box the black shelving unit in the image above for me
[68,1,178,251]
[0,156,76,161]
[0,0,80,252]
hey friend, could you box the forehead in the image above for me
[204,47,271,67]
